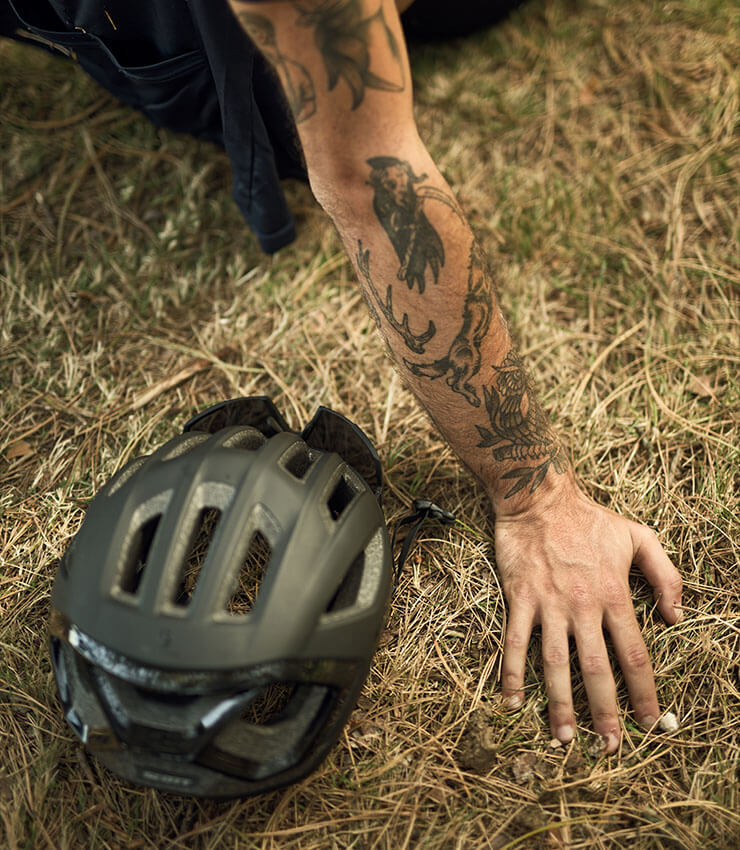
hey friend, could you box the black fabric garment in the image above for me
[1,0,303,253]
[401,0,527,41]
[1,1,520,252]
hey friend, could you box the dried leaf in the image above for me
[687,375,718,399]
[456,708,498,774]
[348,722,382,749]
[586,735,607,758]
[564,747,587,775]
[511,751,537,784]
[7,440,33,460]
[426,785,447,805]
[578,75,599,106]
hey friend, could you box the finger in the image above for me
[574,622,620,753]
[604,605,659,729]
[630,523,683,624]
[541,617,575,743]
[500,602,535,710]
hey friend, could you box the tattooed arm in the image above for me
[229,0,682,751]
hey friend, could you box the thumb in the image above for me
[629,522,682,624]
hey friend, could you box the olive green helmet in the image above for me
[50,398,392,797]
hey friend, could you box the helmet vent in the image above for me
[243,683,295,725]
[326,551,364,612]
[173,507,222,606]
[327,475,357,520]
[106,457,147,497]
[280,443,314,480]
[222,428,266,451]
[160,434,210,462]
[227,531,271,615]
[119,515,161,595]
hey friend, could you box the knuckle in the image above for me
[638,525,660,548]
[501,671,522,690]
[622,643,650,671]
[542,645,569,667]
[569,582,593,612]
[506,580,538,608]
[504,630,530,652]
[632,695,657,716]
[602,578,629,607]
[668,574,683,595]
[592,710,618,727]
[580,653,609,676]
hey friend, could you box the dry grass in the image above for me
[1,0,739,847]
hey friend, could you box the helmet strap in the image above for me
[391,499,457,585]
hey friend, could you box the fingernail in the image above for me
[605,732,619,752]
[556,724,574,743]
[639,715,657,730]
[673,605,683,622]
[504,695,522,711]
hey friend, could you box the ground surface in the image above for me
[1,1,739,847]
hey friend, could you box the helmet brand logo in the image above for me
[139,769,194,788]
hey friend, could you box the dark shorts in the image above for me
[1,0,527,251]
[1,0,303,251]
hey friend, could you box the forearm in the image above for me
[229,0,570,513]
[322,153,572,514]
[230,1,683,749]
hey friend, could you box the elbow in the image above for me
[305,157,372,227]
[298,119,427,226]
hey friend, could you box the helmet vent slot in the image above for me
[160,434,209,461]
[327,475,356,520]
[227,531,271,615]
[326,551,364,612]
[244,683,295,725]
[106,458,146,497]
[222,428,266,451]
[132,687,198,707]
[281,443,314,480]
[120,515,161,595]
[173,507,222,606]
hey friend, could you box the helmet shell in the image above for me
[50,426,392,796]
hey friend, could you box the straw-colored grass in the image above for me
[1,1,738,847]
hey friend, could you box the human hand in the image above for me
[492,480,682,753]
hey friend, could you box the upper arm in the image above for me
[228,1,418,176]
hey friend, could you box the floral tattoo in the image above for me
[476,351,569,497]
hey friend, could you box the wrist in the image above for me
[486,456,580,520]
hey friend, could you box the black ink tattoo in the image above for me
[356,241,436,354]
[403,240,495,406]
[356,241,383,331]
[366,156,465,293]
[476,351,569,498]
[237,10,316,123]
[296,0,405,109]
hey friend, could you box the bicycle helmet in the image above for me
[49,398,392,798]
